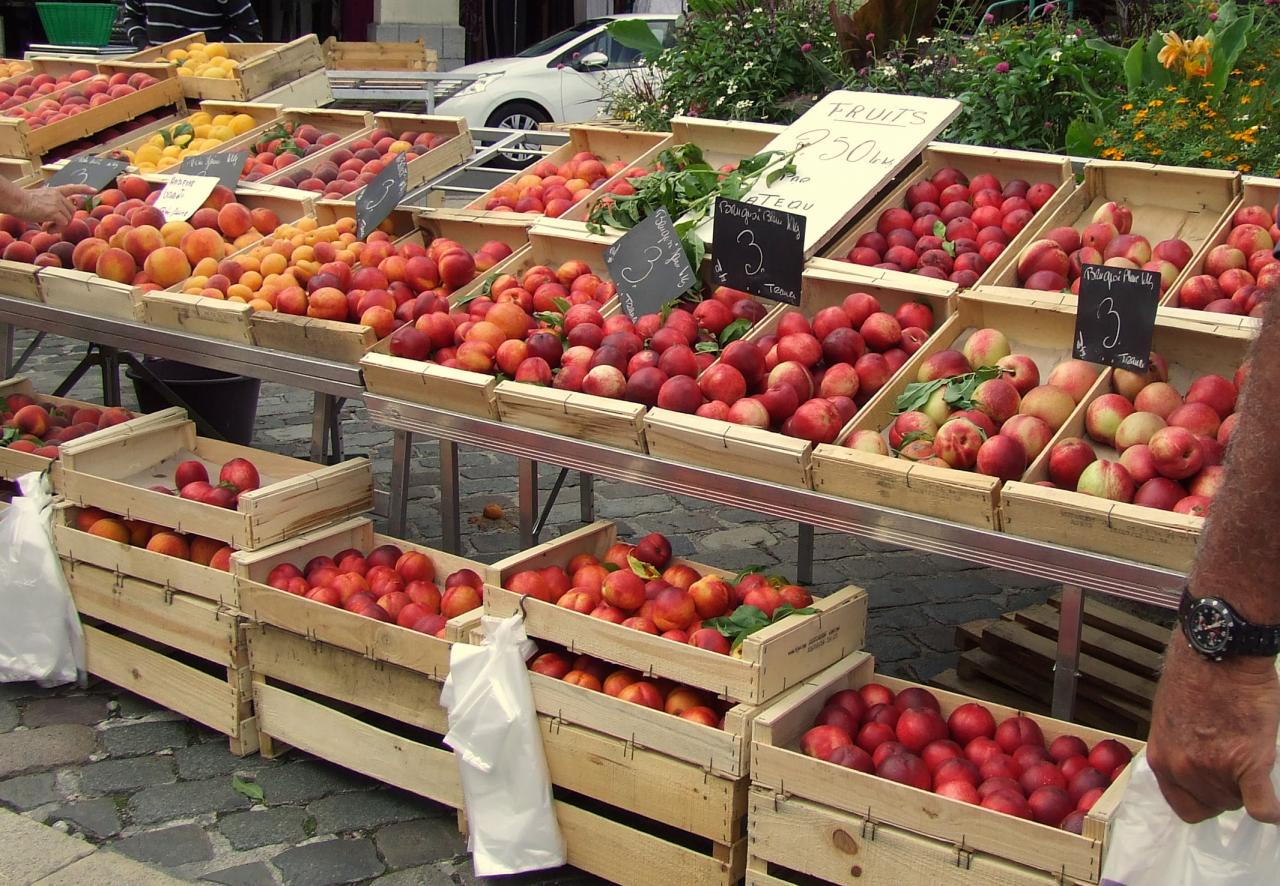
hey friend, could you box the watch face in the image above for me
[1188,599,1234,656]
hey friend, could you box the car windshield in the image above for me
[516,19,611,57]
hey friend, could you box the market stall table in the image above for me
[0,295,363,464]
[364,392,1184,722]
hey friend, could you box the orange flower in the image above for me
[1158,32,1188,70]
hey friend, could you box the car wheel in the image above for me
[486,101,552,167]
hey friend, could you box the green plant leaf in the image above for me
[533,311,564,328]
[893,378,947,415]
[602,562,620,573]
[892,429,933,454]
[231,776,264,802]
[942,241,956,258]
[719,318,751,346]
[932,219,946,239]
[732,565,766,583]
[1065,118,1105,158]
[606,19,665,60]
[627,554,661,580]
[1,427,18,445]
[552,297,572,314]
[694,340,720,354]
[1123,39,1146,92]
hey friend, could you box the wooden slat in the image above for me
[1048,594,1172,652]
[1013,605,1163,679]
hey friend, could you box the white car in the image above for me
[436,14,677,131]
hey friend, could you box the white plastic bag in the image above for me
[0,472,85,686]
[441,613,566,876]
[1101,751,1280,885]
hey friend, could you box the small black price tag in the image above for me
[1073,264,1160,371]
[604,208,697,321]
[179,150,248,190]
[711,197,805,305]
[47,156,128,192]
[356,153,408,240]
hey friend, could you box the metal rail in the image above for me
[325,71,481,112]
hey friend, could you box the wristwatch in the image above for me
[1179,588,1280,661]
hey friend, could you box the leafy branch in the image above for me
[705,603,818,652]
[892,366,1004,415]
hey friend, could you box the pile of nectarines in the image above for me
[529,646,726,727]
[1176,202,1279,315]
[1,396,131,459]
[265,127,450,199]
[800,682,1131,831]
[840,167,1059,286]
[0,67,92,107]
[73,505,235,571]
[261,544,485,637]
[1016,201,1194,294]
[1043,355,1246,516]
[503,531,812,654]
[155,456,261,510]
[658,293,940,445]
[239,121,346,181]
[846,331,1102,481]
[482,151,620,217]
[194,219,513,326]
[0,175,278,288]
[1,70,161,129]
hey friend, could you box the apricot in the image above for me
[123,224,164,266]
[87,518,130,543]
[71,237,107,272]
[189,536,224,566]
[181,227,226,265]
[249,206,279,235]
[74,507,109,532]
[143,247,192,287]
[146,531,191,560]
[209,546,233,571]
[124,519,152,547]
[160,220,194,247]
[94,247,137,284]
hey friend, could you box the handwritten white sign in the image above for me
[697,91,962,254]
[152,174,221,223]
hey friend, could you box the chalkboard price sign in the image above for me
[356,153,408,239]
[179,150,248,190]
[711,197,805,305]
[604,208,696,321]
[1072,263,1161,371]
[47,156,128,192]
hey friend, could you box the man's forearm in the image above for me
[1190,301,1280,622]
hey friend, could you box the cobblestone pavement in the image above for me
[1,330,1081,884]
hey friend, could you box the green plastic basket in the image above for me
[36,2,118,48]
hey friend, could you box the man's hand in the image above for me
[1148,636,1280,823]
[14,184,95,230]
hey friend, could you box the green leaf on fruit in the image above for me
[719,318,751,346]
[627,554,661,580]
[707,602,817,651]
[892,429,933,455]
[1,427,17,446]
[694,341,720,354]
[602,562,620,573]
[942,240,956,258]
[533,311,564,329]
[933,220,947,239]
[553,297,572,314]
[231,776,264,802]
[732,565,767,583]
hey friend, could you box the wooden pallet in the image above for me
[751,653,1141,885]
[65,559,256,755]
[942,594,1172,738]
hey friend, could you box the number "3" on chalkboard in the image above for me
[1098,296,1121,349]
[737,229,764,276]
[620,245,662,284]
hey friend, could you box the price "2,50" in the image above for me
[791,128,898,167]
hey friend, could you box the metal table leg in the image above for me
[1052,583,1085,720]
[518,458,538,549]
[1,323,13,378]
[797,523,815,586]
[100,346,121,406]
[388,430,412,538]
[440,440,461,554]
[579,472,595,523]
[310,393,334,463]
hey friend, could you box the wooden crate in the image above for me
[0,377,167,484]
[322,37,438,72]
[57,411,373,551]
[487,521,868,705]
[0,57,103,93]
[750,652,1142,884]
[310,113,473,204]
[54,501,239,608]
[1163,175,1279,327]
[254,68,332,109]
[216,107,374,169]
[65,559,256,755]
[0,63,185,163]
[809,290,1092,531]
[1000,313,1255,571]
[645,265,956,489]
[45,182,312,324]
[980,160,1241,304]
[456,125,670,222]
[558,116,785,225]
[233,516,492,677]
[97,100,282,169]
[125,34,325,102]
[0,156,33,181]
[360,224,619,426]
[814,143,1077,291]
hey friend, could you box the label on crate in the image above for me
[179,150,249,190]
[695,91,961,253]
[712,197,804,305]
[47,156,128,192]
[152,174,221,223]
[356,153,408,240]
[1073,264,1160,371]
[604,208,697,321]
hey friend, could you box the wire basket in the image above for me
[36,2,119,48]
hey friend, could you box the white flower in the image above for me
[879,65,898,77]
[1065,33,1078,43]
[716,96,725,106]
[735,99,751,110]
[744,22,753,28]
[1051,50,1061,61]
[743,61,754,71]
[917,36,932,43]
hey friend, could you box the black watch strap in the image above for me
[1181,588,1280,658]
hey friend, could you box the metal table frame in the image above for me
[0,297,363,464]
[365,393,1184,720]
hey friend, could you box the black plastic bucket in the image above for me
[126,358,261,445]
